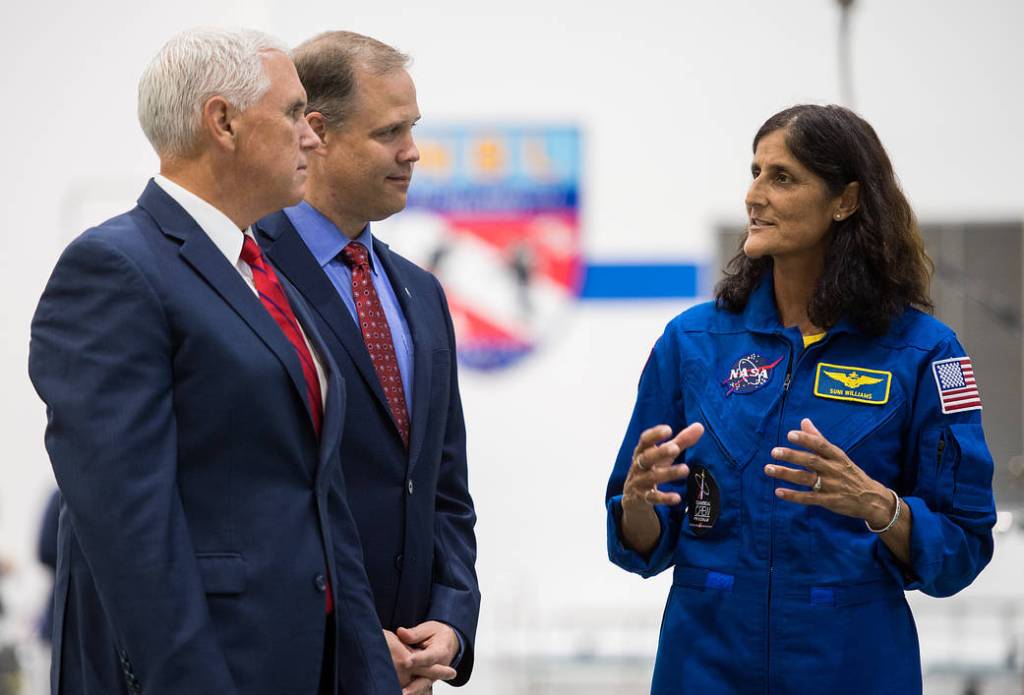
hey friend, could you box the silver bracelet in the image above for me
[865,488,902,534]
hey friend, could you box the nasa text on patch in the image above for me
[932,356,982,414]
[813,362,892,405]
[721,353,784,396]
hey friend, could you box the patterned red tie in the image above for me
[240,236,333,613]
[340,241,410,448]
[240,236,323,437]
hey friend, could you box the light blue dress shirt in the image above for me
[284,201,466,668]
[284,202,414,415]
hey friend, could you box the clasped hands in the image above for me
[624,418,894,526]
[384,621,459,695]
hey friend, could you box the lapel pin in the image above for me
[404,287,412,298]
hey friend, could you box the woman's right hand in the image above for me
[622,423,704,512]
[619,422,704,554]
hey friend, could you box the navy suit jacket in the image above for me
[29,181,400,695]
[255,211,480,685]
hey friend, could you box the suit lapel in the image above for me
[280,273,344,479]
[137,182,316,435]
[256,213,398,432]
[373,239,432,469]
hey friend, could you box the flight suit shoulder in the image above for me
[877,308,959,355]
[667,299,743,336]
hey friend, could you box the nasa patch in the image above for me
[722,353,785,396]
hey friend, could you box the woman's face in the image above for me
[743,128,843,263]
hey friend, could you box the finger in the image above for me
[410,663,457,681]
[786,427,836,460]
[670,422,704,451]
[649,463,689,485]
[770,446,823,471]
[624,463,688,501]
[634,425,673,456]
[763,463,817,488]
[648,423,704,468]
[402,677,435,695]
[774,486,825,506]
[405,641,448,669]
[396,625,430,645]
[644,488,683,506]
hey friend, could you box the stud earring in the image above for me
[834,214,842,220]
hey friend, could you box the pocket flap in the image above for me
[196,553,246,595]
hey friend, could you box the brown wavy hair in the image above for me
[715,104,933,335]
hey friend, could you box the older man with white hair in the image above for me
[29,28,400,695]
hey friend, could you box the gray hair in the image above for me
[138,28,288,158]
[292,31,410,128]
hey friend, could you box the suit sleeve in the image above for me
[876,336,996,596]
[423,277,480,687]
[29,235,238,694]
[605,326,687,579]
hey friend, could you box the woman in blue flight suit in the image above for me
[605,105,996,694]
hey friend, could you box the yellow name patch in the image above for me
[813,362,892,405]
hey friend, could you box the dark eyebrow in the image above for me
[287,99,306,114]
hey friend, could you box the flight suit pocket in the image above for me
[196,553,246,595]
[946,423,996,513]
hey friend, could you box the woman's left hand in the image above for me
[764,418,895,528]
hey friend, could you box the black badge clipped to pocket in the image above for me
[686,464,720,536]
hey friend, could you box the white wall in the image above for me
[2,0,1023,689]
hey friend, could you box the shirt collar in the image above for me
[153,175,247,265]
[284,201,379,275]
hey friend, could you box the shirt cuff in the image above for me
[447,624,465,668]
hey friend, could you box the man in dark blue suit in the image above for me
[29,28,399,695]
[256,31,480,694]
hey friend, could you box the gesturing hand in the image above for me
[765,418,896,527]
[622,423,704,513]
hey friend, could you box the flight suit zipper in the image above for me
[766,349,793,694]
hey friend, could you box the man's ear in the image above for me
[202,95,237,152]
[306,112,330,152]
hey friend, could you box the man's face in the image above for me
[234,50,320,214]
[316,67,421,233]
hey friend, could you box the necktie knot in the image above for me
[340,241,370,270]
[240,235,263,267]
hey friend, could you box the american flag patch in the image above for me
[932,356,982,414]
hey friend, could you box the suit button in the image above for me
[314,574,327,592]
[407,480,414,495]
[394,553,403,570]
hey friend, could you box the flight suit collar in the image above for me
[742,276,858,342]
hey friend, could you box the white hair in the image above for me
[138,28,288,158]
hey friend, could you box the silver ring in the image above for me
[812,475,823,492]
[634,454,650,472]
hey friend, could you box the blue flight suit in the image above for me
[606,279,996,694]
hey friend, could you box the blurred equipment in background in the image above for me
[836,0,857,107]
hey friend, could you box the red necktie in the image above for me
[340,242,410,448]
[240,236,333,613]
[241,236,323,438]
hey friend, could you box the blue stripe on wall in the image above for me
[579,263,700,299]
